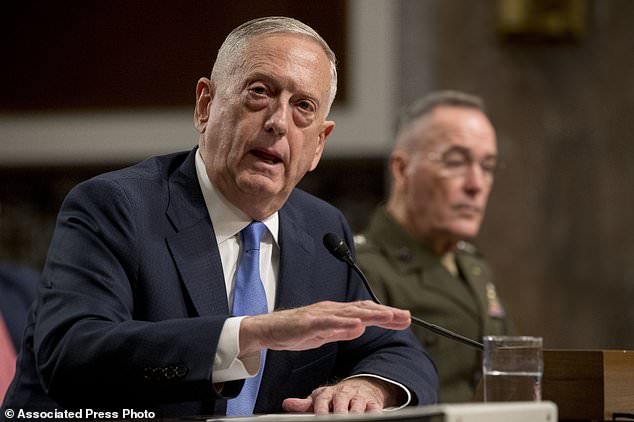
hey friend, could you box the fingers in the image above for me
[303,300,410,329]
[330,300,411,330]
[284,301,410,348]
[332,387,354,414]
[336,394,381,414]
[283,379,387,415]
[313,388,333,414]
[282,397,313,413]
[329,381,382,414]
[239,300,411,354]
[349,396,367,414]
[282,387,334,415]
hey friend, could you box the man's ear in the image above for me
[194,78,214,133]
[389,151,410,190]
[309,120,335,171]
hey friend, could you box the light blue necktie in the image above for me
[226,221,268,416]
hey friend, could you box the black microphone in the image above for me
[323,233,484,350]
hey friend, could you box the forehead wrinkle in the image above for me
[238,35,330,107]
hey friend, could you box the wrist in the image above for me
[238,315,264,357]
[360,377,404,408]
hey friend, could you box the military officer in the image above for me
[356,91,513,403]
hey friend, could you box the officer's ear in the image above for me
[390,150,410,191]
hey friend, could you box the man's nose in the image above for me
[463,162,486,194]
[264,100,289,137]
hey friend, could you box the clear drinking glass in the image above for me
[482,336,543,402]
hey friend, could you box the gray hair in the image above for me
[394,90,486,139]
[211,16,338,113]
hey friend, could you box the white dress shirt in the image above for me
[195,150,277,383]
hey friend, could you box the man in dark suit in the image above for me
[2,17,437,418]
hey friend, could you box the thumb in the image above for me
[282,397,314,413]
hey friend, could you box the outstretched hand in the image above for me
[238,300,411,356]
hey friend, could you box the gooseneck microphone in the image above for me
[323,233,484,350]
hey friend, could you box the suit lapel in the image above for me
[164,149,228,316]
[274,203,316,310]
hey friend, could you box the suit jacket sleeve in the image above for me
[34,175,233,407]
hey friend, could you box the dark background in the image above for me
[1,0,347,110]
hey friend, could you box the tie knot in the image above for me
[241,221,266,252]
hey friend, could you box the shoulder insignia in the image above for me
[353,234,380,253]
[456,240,479,255]
[353,234,368,247]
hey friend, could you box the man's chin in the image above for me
[238,172,282,192]
[235,174,292,204]
[448,222,481,240]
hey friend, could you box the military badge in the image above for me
[486,282,506,318]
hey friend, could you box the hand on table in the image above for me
[282,377,403,415]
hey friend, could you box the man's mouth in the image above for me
[453,204,481,214]
[250,149,283,165]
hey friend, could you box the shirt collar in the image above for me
[440,251,458,276]
[195,148,279,245]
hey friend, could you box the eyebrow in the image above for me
[244,71,323,110]
[442,145,498,159]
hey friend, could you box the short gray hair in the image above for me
[211,16,338,112]
[394,90,486,138]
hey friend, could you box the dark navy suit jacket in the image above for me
[0,265,38,350]
[2,148,437,418]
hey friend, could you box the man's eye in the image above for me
[249,86,267,96]
[296,100,315,113]
[481,160,498,174]
[443,158,468,168]
[442,152,469,167]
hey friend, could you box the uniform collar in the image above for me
[365,207,445,274]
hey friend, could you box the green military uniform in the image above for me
[355,208,513,403]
